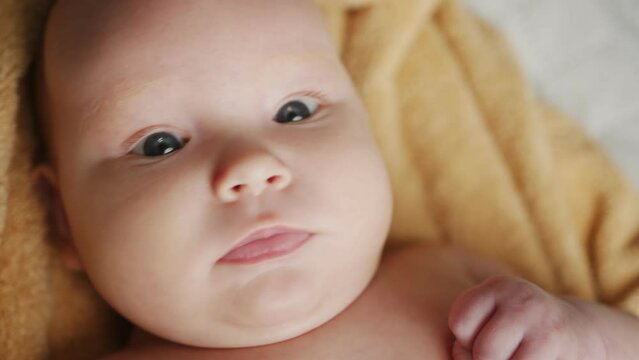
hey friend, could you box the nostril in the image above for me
[231,184,244,193]
[267,176,279,184]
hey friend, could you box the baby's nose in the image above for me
[214,153,292,202]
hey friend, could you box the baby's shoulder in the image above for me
[381,242,511,285]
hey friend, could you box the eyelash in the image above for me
[276,90,330,123]
[123,125,178,155]
[296,90,330,105]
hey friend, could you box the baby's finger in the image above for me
[452,340,473,360]
[509,335,560,360]
[511,332,568,360]
[471,306,525,360]
[448,283,498,349]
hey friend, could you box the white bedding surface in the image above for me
[462,0,639,189]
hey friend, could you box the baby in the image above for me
[32,0,639,359]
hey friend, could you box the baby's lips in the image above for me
[218,226,312,264]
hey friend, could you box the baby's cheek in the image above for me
[69,170,203,292]
[78,214,206,333]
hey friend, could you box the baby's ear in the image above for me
[31,164,84,272]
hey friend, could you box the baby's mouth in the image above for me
[218,226,312,264]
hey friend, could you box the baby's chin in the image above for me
[140,296,337,349]
[231,266,323,323]
[216,275,359,347]
[140,269,353,349]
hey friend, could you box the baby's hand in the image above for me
[448,275,605,360]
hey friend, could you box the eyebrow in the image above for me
[81,77,168,123]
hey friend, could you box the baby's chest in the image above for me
[311,288,455,360]
[322,244,480,359]
[329,252,472,359]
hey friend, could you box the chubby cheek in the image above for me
[63,161,217,321]
[291,116,393,264]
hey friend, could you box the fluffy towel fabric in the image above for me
[2,0,639,358]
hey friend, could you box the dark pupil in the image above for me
[275,101,311,123]
[143,132,182,156]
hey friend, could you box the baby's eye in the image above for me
[274,99,319,124]
[131,131,186,157]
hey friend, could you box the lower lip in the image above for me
[218,232,312,264]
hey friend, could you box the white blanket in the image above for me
[462,0,639,188]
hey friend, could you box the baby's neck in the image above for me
[128,327,168,348]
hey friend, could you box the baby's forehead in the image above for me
[44,0,338,104]
[46,0,335,70]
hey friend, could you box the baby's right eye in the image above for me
[131,131,187,157]
[274,99,319,124]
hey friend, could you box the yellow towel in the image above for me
[2,0,639,358]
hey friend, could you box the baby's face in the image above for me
[40,0,392,348]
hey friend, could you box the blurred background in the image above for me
[462,0,639,188]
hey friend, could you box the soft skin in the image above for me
[35,0,393,348]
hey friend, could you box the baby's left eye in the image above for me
[274,99,319,124]
[130,131,187,157]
